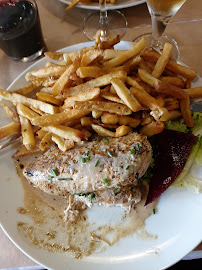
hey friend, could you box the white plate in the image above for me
[58,0,146,10]
[0,41,202,270]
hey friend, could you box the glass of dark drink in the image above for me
[0,0,45,62]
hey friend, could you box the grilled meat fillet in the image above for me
[23,132,152,196]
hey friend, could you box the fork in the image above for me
[0,133,21,150]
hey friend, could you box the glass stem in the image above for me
[151,14,168,47]
[99,0,109,40]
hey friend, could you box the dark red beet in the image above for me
[145,129,196,205]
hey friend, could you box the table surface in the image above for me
[0,0,202,268]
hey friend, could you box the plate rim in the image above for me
[58,0,146,10]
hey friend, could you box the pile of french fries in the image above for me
[0,36,202,157]
[66,0,116,10]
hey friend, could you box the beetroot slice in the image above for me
[145,129,196,205]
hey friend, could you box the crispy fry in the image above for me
[36,92,63,106]
[152,42,173,78]
[103,39,145,68]
[26,65,68,79]
[19,115,35,150]
[91,124,115,137]
[16,103,40,121]
[31,108,90,126]
[0,122,20,140]
[81,117,94,126]
[44,51,64,60]
[52,134,74,152]
[115,125,133,137]
[140,121,165,137]
[39,132,52,151]
[0,102,19,122]
[158,110,182,121]
[184,87,202,98]
[141,50,197,80]
[73,100,132,115]
[111,78,142,112]
[180,96,194,127]
[101,113,119,124]
[138,69,159,87]
[92,110,103,119]
[118,115,141,128]
[63,70,127,97]
[43,125,83,142]
[0,89,59,115]
[160,76,185,88]
[63,87,101,108]
[154,80,188,99]
[81,49,103,66]
[101,92,124,104]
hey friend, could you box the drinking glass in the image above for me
[134,0,186,59]
[0,0,45,62]
[83,0,128,41]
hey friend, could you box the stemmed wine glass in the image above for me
[82,0,128,41]
[134,0,187,59]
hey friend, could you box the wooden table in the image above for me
[0,0,201,268]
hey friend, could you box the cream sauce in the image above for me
[15,152,157,260]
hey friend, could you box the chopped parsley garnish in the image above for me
[88,156,91,160]
[84,151,89,156]
[58,178,73,181]
[105,138,109,143]
[50,169,59,177]
[95,159,100,167]
[130,148,135,154]
[90,193,96,200]
[153,208,156,214]
[107,150,114,157]
[82,157,86,163]
[115,184,120,189]
[115,192,119,196]
[48,176,53,181]
[103,178,110,186]
[126,165,130,170]
[136,142,141,151]
[97,135,101,141]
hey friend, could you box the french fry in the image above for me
[31,108,90,126]
[43,125,83,142]
[184,87,202,98]
[52,134,74,152]
[16,103,40,121]
[91,124,115,137]
[111,78,142,112]
[73,100,132,115]
[63,70,127,97]
[76,66,126,78]
[19,115,35,150]
[140,121,165,137]
[39,132,52,151]
[0,89,59,115]
[92,110,103,119]
[63,87,101,108]
[152,42,173,78]
[101,113,119,124]
[0,122,20,140]
[44,51,64,60]
[160,76,185,88]
[81,117,94,126]
[158,110,182,121]
[115,125,133,137]
[138,69,159,87]
[52,60,80,96]
[101,92,124,104]
[125,76,146,91]
[81,49,103,66]
[180,96,194,127]
[36,92,63,106]
[14,82,41,95]
[40,87,53,94]
[25,65,68,79]
[0,102,19,122]
[118,115,141,128]
[141,50,197,80]
[103,38,145,68]
[154,80,188,100]
[103,49,126,61]
[36,129,48,140]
